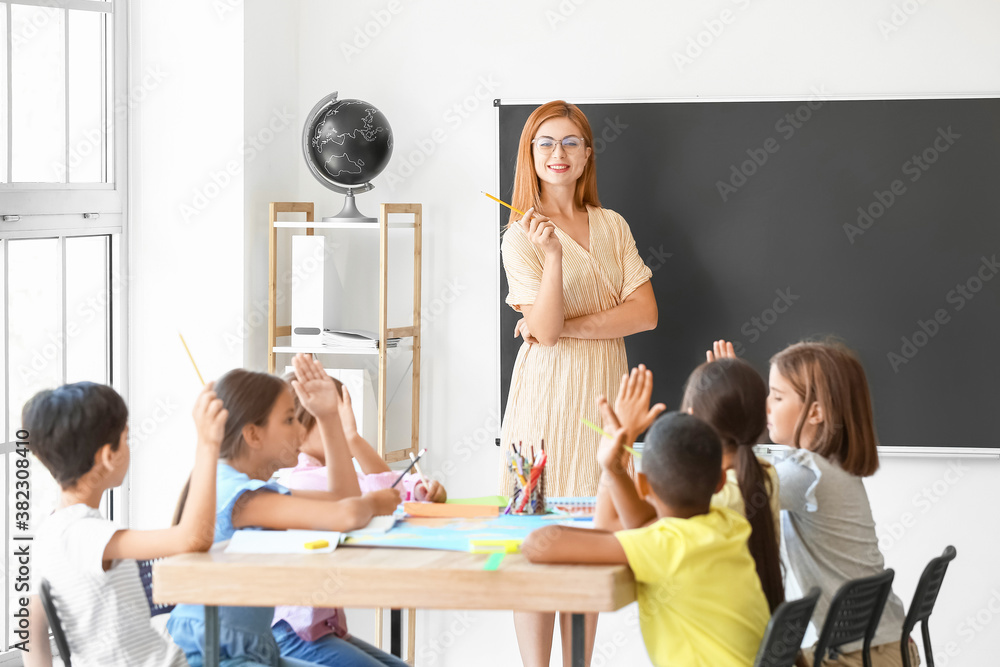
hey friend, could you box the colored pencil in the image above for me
[580,417,638,455]
[482,191,526,217]
[391,448,426,488]
[409,452,430,487]
[178,333,205,385]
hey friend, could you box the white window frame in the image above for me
[0,0,129,661]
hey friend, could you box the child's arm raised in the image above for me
[522,525,628,565]
[233,487,402,532]
[706,339,737,362]
[612,364,666,444]
[338,385,391,475]
[596,397,657,529]
[103,384,226,561]
[291,354,361,499]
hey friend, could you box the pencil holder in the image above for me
[508,466,547,515]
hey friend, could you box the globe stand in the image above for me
[321,189,376,223]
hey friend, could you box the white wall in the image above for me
[245,1,1000,665]
[130,0,244,529]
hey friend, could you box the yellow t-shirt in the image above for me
[615,507,770,667]
[711,458,781,539]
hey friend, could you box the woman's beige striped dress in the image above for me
[499,206,653,497]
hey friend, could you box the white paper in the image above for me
[345,515,397,538]
[224,529,341,554]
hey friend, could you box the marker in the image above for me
[482,191,526,217]
[580,417,638,455]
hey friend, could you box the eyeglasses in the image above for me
[531,135,585,154]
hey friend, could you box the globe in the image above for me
[302,92,393,221]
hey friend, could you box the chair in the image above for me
[38,579,72,667]
[754,587,821,667]
[812,570,895,667]
[901,546,957,667]
[138,559,176,616]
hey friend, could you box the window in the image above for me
[0,0,128,658]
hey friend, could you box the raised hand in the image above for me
[337,385,360,438]
[518,207,561,257]
[613,364,667,442]
[706,339,737,362]
[290,353,340,419]
[595,396,630,475]
[192,382,227,449]
[513,317,539,345]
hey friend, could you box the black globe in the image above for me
[303,95,393,189]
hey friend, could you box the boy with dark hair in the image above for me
[22,381,226,667]
[523,404,770,667]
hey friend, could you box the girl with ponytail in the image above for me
[595,352,784,612]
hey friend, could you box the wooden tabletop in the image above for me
[153,546,636,613]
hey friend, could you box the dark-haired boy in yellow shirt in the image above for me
[523,404,769,667]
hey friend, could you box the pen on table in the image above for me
[391,447,426,488]
[580,417,638,455]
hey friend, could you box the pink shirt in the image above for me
[271,453,424,641]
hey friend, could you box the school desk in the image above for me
[154,546,636,667]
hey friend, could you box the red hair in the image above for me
[507,101,600,228]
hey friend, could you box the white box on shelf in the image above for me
[290,235,336,346]
[284,366,374,442]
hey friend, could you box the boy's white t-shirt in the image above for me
[32,504,188,667]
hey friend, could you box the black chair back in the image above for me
[138,558,176,616]
[901,546,957,667]
[39,579,72,667]
[754,587,821,667]
[812,569,895,667]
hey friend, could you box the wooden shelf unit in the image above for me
[267,201,422,464]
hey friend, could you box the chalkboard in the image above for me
[497,97,1000,449]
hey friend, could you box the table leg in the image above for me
[204,605,220,667]
[571,613,585,667]
[391,608,402,657]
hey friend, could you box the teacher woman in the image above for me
[500,101,657,666]
[500,100,657,497]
